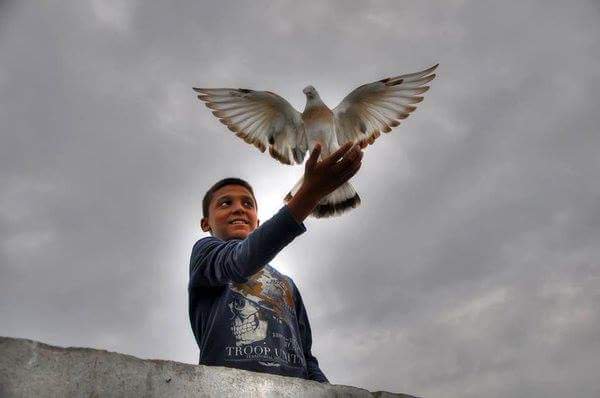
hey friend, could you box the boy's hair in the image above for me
[202,177,257,218]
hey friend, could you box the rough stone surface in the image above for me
[0,337,420,397]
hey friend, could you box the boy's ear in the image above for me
[256,219,260,228]
[200,218,211,232]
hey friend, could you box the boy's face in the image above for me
[201,184,259,240]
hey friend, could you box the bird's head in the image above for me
[303,85,317,99]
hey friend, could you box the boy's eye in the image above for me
[216,199,253,208]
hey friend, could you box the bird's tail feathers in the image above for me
[284,178,361,218]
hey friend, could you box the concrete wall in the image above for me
[0,337,419,397]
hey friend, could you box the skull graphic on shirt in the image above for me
[228,295,268,346]
[227,266,297,347]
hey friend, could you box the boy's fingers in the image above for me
[305,143,321,171]
[333,144,363,172]
[340,160,362,182]
[323,142,353,166]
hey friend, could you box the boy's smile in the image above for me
[201,184,259,240]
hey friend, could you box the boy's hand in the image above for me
[303,142,363,199]
[287,142,363,223]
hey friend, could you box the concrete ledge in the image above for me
[0,337,419,397]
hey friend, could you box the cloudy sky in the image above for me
[1,1,599,397]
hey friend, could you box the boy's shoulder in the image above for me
[192,235,239,251]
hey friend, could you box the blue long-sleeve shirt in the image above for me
[188,205,328,383]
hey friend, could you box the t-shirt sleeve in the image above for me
[189,205,306,288]
[293,282,329,383]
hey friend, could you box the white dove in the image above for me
[193,64,438,218]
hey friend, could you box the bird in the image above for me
[193,64,438,218]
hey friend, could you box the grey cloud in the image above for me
[1,1,600,397]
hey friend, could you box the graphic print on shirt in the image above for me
[228,295,268,345]
[225,266,306,370]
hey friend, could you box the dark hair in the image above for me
[202,177,257,219]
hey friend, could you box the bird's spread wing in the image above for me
[193,88,308,165]
[332,64,438,148]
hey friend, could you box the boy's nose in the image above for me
[231,202,246,213]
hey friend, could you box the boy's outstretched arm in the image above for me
[190,143,363,288]
[287,142,363,223]
[189,206,304,287]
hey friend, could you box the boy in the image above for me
[188,142,363,382]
